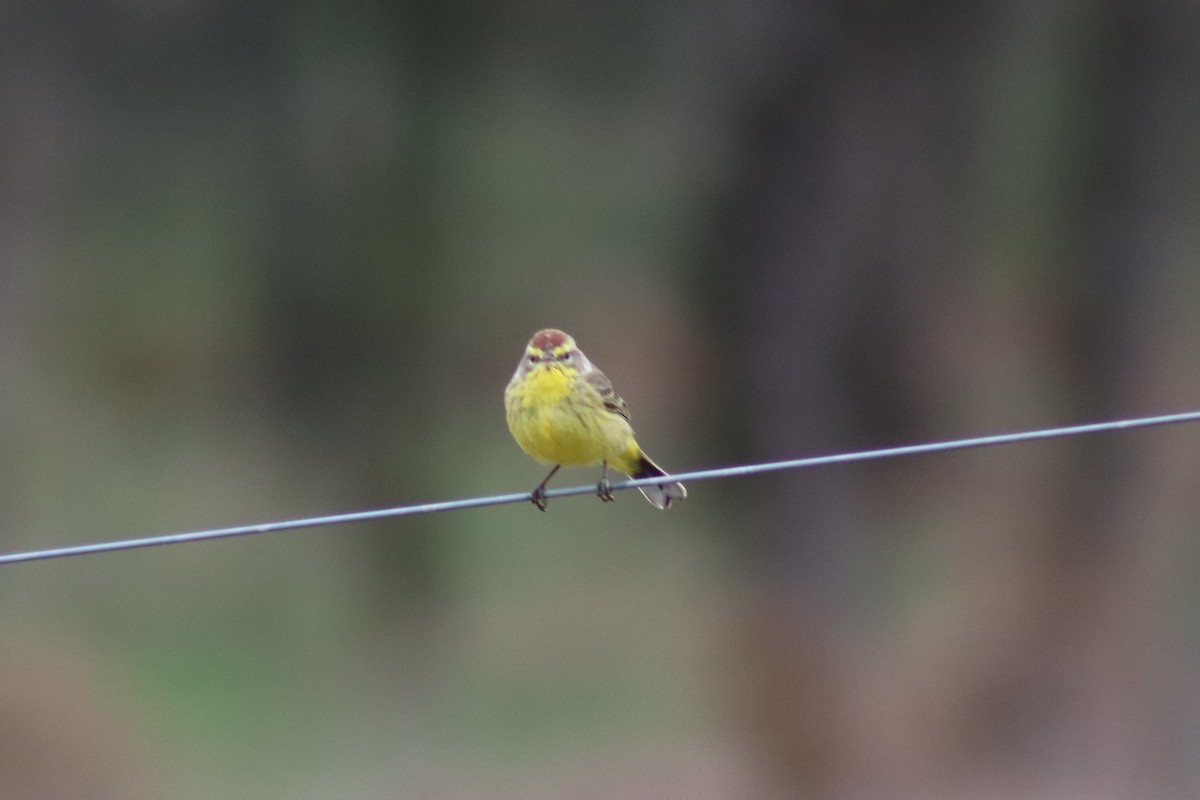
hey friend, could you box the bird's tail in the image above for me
[626,452,687,510]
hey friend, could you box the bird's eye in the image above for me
[527,354,538,363]
[562,351,572,361]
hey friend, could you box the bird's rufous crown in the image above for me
[529,329,573,352]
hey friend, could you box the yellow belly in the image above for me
[506,366,634,468]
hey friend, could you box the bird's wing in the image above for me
[584,368,631,420]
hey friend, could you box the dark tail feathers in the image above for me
[630,455,687,510]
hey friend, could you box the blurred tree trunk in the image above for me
[717,3,983,794]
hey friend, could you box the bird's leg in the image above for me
[531,465,560,511]
[597,461,615,503]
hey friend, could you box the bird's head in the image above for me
[512,328,589,379]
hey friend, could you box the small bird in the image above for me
[505,329,687,511]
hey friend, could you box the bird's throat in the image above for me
[523,365,576,408]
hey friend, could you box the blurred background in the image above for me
[2,1,1200,798]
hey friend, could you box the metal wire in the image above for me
[2,409,1199,566]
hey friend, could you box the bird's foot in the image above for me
[596,478,615,503]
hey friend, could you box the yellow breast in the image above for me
[506,365,632,467]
